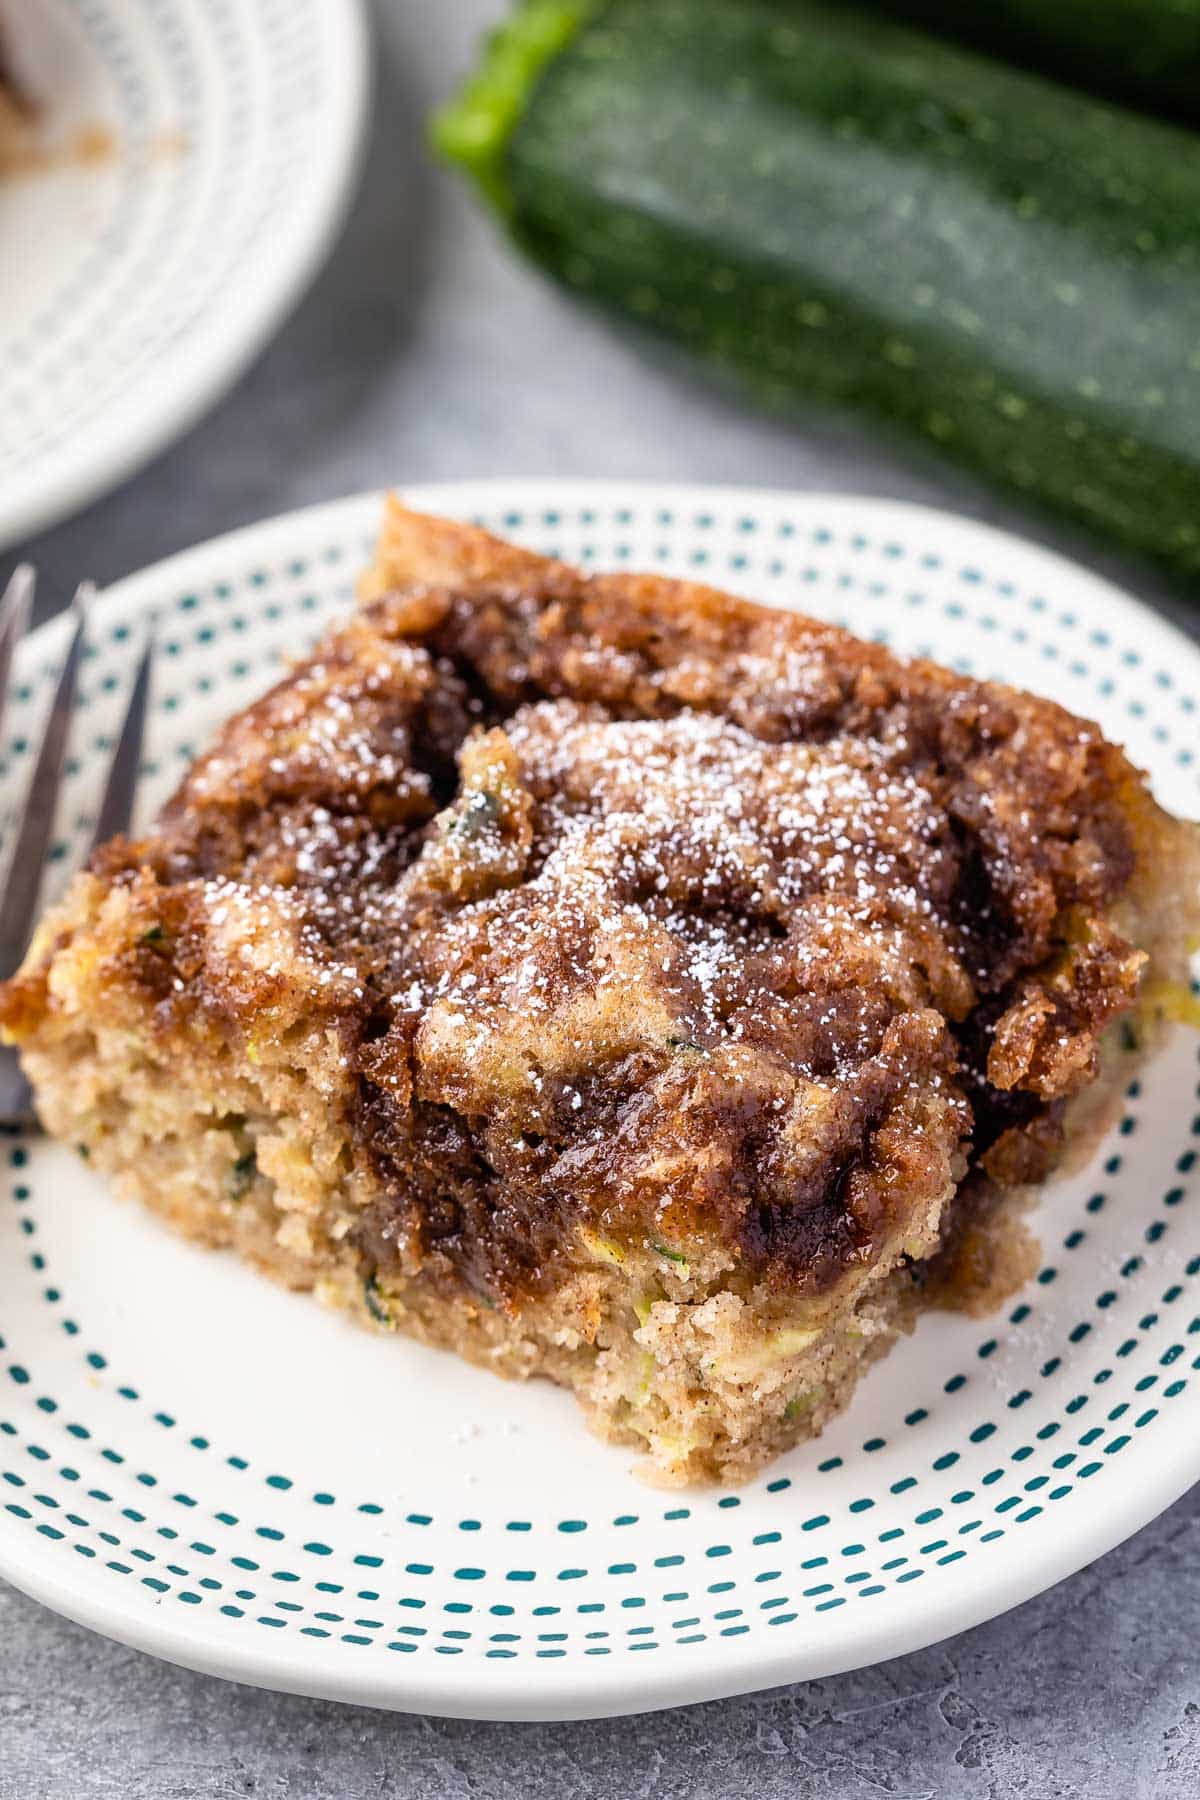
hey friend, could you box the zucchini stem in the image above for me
[431,1,598,212]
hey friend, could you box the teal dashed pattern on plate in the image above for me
[0,483,1197,1719]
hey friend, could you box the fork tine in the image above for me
[0,583,93,979]
[0,564,34,751]
[89,625,155,855]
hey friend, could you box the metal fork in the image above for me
[0,567,155,1127]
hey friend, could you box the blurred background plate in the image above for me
[0,0,369,552]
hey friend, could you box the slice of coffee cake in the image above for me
[3,502,1196,1483]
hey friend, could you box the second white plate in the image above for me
[0,0,368,550]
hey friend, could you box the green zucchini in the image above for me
[436,0,1200,583]
[848,0,1200,127]
[229,1147,257,1201]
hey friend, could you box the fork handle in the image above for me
[0,1046,35,1130]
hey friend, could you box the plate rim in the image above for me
[1,477,1198,1721]
[0,0,371,553]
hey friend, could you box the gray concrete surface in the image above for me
[1,1491,1198,1796]
[3,0,1198,1792]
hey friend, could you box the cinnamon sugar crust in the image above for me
[3,501,1196,1483]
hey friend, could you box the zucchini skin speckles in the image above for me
[441,0,1200,582]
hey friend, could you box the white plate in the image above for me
[1,482,1197,1721]
[0,0,368,550]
